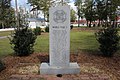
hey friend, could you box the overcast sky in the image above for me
[11,0,76,10]
[11,0,30,9]
[11,0,76,18]
[11,0,28,6]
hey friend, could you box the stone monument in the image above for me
[40,5,80,74]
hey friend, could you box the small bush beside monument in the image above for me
[45,26,49,32]
[9,26,37,56]
[34,27,41,35]
[95,27,120,57]
[8,11,37,56]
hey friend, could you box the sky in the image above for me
[11,0,76,18]
[11,0,30,10]
[11,0,28,7]
[11,0,76,11]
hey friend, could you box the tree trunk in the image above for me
[87,20,88,27]
[101,21,104,27]
[2,22,4,29]
[115,16,118,28]
[78,17,80,27]
[112,20,115,27]
[89,20,91,27]
[98,19,100,27]
[44,12,46,26]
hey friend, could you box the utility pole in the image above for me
[15,0,19,29]
[61,0,64,5]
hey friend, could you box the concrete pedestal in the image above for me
[40,63,80,74]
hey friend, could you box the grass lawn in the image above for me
[0,28,119,57]
[0,31,12,37]
[34,30,99,53]
[0,29,99,57]
[0,38,13,57]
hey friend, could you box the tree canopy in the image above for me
[0,0,15,29]
[74,0,83,27]
[28,0,70,21]
[71,9,77,22]
[76,0,120,27]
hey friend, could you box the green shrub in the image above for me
[0,60,5,72]
[9,26,37,56]
[34,27,41,35]
[95,27,120,57]
[45,26,49,32]
[70,25,73,29]
[118,28,120,31]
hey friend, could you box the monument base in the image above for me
[40,63,80,74]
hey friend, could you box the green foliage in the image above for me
[0,60,5,72]
[95,27,120,57]
[0,0,15,28]
[28,0,51,20]
[70,9,77,22]
[9,26,37,56]
[8,5,37,56]
[83,0,97,27]
[45,26,49,32]
[70,25,73,29]
[74,0,83,27]
[81,0,120,27]
[34,27,41,35]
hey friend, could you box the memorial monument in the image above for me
[40,5,80,74]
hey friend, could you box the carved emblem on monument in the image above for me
[53,10,66,23]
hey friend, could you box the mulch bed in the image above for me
[0,52,120,80]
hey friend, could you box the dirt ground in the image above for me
[0,51,120,80]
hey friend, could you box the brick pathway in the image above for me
[9,74,110,80]
[9,74,64,80]
[6,62,112,80]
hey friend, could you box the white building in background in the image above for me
[26,18,47,29]
[17,6,47,29]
